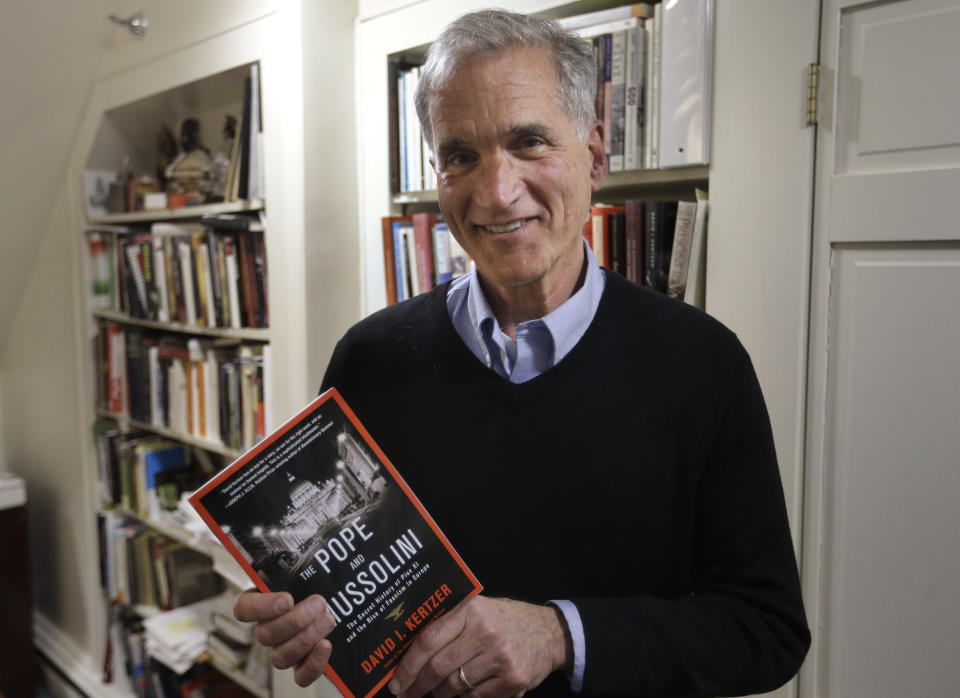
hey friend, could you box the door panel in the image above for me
[822,245,960,696]
[804,0,960,696]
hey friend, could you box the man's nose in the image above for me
[473,153,523,210]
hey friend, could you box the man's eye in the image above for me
[518,137,546,149]
[447,152,476,167]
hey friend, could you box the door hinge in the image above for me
[806,63,820,126]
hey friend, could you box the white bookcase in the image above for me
[63,5,355,698]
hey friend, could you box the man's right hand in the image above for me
[234,589,336,687]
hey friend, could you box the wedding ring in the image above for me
[458,666,474,690]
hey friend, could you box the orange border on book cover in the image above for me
[189,387,482,698]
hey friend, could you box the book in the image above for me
[683,189,709,309]
[189,388,482,698]
[558,2,654,31]
[644,200,679,293]
[431,220,453,285]
[659,0,713,167]
[411,212,437,295]
[624,200,645,283]
[380,216,406,305]
[624,23,646,170]
[666,200,699,298]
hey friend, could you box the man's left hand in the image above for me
[387,596,573,697]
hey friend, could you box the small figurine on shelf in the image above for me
[165,118,212,207]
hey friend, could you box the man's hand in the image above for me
[234,589,337,687]
[387,596,573,697]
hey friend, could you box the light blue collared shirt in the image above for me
[446,240,604,691]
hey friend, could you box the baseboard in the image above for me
[33,611,130,698]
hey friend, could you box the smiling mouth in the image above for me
[479,218,534,233]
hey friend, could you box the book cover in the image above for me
[189,388,482,698]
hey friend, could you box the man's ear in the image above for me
[586,119,607,192]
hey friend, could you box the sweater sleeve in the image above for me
[572,343,810,696]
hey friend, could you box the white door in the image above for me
[802,1,960,696]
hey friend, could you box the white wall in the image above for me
[0,1,115,354]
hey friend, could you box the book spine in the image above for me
[381,217,399,305]
[238,77,252,200]
[392,222,409,302]
[178,242,197,325]
[609,30,627,172]
[432,222,453,284]
[397,66,408,192]
[107,324,127,415]
[404,225,420,297]
[205,230,225,327]
[624,200,645,284]
[199,242,217,329]
[624,24,645,171]
[412,213,436,294]
[224,239,242,329]
[650,3,662,168]
[388,62,402,193]
[666,200,698,298]
[644,201,661,289]
[610,210,627,275]
[252,232,268,327]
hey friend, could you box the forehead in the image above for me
[429,47,570,137]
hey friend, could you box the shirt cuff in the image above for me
[548,599,585,692]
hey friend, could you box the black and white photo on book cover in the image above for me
[190,388,482,698]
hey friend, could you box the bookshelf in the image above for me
[358,0,713,314]
[82,61,276,698]
[64,7,356,698]
[374,1,711,307]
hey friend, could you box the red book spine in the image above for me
[411,213,437,294]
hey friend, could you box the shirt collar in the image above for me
[461,239,605,371]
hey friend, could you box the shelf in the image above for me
[87,199,265,225]
[390,166,710,205]
[210,658,270,698]
[92,310,270,342]
[601,166,710,189]
[98,408,246,459]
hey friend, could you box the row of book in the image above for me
[380,212,470,304]
[584,189,708,305]
[388,1,712,192]
[98,510,224,610]
[389,62,438,194]
[93,427,200,519]
[379,191,708,307]
[106,599,264,698]
[87,215,268,330]
[564,2,656,172]
[96,323,270,451]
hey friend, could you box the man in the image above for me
[235,9,809,696]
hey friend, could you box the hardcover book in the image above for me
[189,388,482,698]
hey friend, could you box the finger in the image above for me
[268,604,337,669]
[430,653,497,698]
[256,595,329,648]
[293,637,333,687]
[234,588,293,623]
[388,608,468,695]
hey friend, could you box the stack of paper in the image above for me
[143,594,232,674]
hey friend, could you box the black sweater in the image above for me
[321,271,809,696]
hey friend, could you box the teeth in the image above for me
[484,220,525,233]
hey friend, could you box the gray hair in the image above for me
[414,9,597,151]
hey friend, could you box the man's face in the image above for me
[428,47,606,295]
